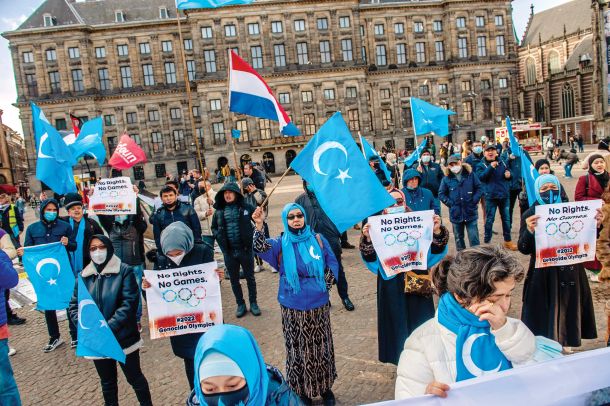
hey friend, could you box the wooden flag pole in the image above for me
[260,165,291,208]
[231,137,242,184]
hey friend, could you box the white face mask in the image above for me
[168,252,186,266]
[421,156,431,163]
[90,249,107,265]
[386,206,406,214]
[450,166,462,174]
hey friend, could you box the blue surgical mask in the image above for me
[406,186,416,190]
[203,385,249,406]
[386,206,406,214]
[115,215,129,224]
[539,190,554,205]
[473,146,483,154]
[44,211,58,222]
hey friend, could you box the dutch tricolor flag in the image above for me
[228,51,300,136]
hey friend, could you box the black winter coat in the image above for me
[69,255,140,349]
[154,242,214,359]
[152,201,202,248]
[98,206,148,266]
[212,182,255,255]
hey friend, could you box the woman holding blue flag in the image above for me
[395,245,537,399]
[519,174,599,350]
[359,188,449,365]
[186,324,302,406]
[252,203,338,406]
[68,234,153,406]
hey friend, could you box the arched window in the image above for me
[562,84,575,118]
[534,93,545,123]
[548,50,561,75]
[525,58,536,85]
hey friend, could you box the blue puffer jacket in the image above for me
[474,158,512,200]
[501,149,523,191]
[0,250,18,327]
[464,152,485,171]
[438,163,483,224]
[409,161,444,197]
[402,170,440,214]
[24,199,77,252]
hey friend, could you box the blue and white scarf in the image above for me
[437,293,512,382]
[69,217,85,274]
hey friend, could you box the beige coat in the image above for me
[194,188,217,237]
[1,234,17,260]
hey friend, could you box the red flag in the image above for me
[70,114,84,137]
[108,134,147,170]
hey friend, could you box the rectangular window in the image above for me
[438,84,448,94]
[187,60,196,81]
[184,39,193,51]
[341,39,353,61]
[71,69,84,92]
[274,44,286,67]
[210,99,221,111]
[120,66,132,88]
[396,43,407,64]
[68,47,80,59]
[115,11,124,23]
[173,130,186,151]
[319,41,331,63]
[55,119,67,131]
[348,109,360,131]
[303,114,316,136]
[46,49,57,61]
[259,119,272,139]
[317,18,328,30]
[374,24,384,35]
[499,78,508,88]
[477,36,487,57]
[296,42,308,65]
[201,26,213,39]
[461,80,472,91]
[368,111,374,131]
[294,19,306,32]
[26,74,38,96]
[496,35,505,56]
[462,101,473,121]
[362,46,367,63]
[395,23,404,35]
[483,99,492,120]
[382,109,393,130]
[204,50,216,73]
[302,91,313,102]
[495,15,504,26]
[133,165,145,181]
[481,79,491,90]
[376,45,387,66]
[126,112,137,124]
[413,22,424,33]
[346,87,357,98]
[250,46,263,69]
[419,85,429,96]
[433,20,443,32]
[142,64,155,86]
[458,38,468,58]
[213,122,225,144]
[476,16,485,27]
[456,17,466,29]
[248,23,260,35]
[279,92,290,104]
[236,120,249,142]
[155,164,166,178]
[224,24,236,37]
[401,107,412,127]
[95,47,106,58]
[399,87,410,98]
[170,108,182,119]
[323,89,335,100]
[271,21,283,33]
[380,88,390,99]
[117,44,129,57]
[148,110,160,121]
[415,42,426,63]
[164,62,176,84]
[339,16,350,28]
[159,7,169,19]
[98,68,110,91]
[139,42,151,54]
[44,15,53,27]
[151,132,164,152]
[500,97,510,117]
[435,41,444,61]
[161,41,173,53]
[49,71,61,93]
[107,136,118,154]
[104,115,116,126]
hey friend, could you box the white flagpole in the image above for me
[409,97,422,169]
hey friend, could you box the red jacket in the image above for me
[575,173,605,201]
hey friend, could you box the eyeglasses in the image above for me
[287,213,304,220]
[89,246,106,252]
[395,198,404,205]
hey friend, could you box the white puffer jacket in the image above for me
[395,316,536,399]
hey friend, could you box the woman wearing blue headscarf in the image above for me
[518,174,601,350]
[252,203,338,406]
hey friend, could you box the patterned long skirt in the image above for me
[280,303,337,398]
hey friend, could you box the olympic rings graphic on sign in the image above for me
[178,287,192,301]
[545,223,558,236]
[161,286,207,307]
[397,232,408,243]
[558,222,571,234]
[572,220,584,232]
[163,290,177,302]
[545,221,580,239]
[383,229,424,246]
[193,286,207,300]
[384,234,397,246]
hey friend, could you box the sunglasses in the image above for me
[287,213,304,220]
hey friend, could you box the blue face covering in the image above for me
[44,211,57,222]
[115,215,129,224]
[473,146,483,154]
[203,386,249,406]
[534,174,562,205]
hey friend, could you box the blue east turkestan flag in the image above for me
[291,112,396,233]
[360,135,392,182]
[411,97,456,137]
[75,276,126,363]
[22,242,75,310]
[176,0,254,9]
[33,109,77,195]
[404,138,428,168]
[506,117,539,205]
[31,101,50,150]
[231,129,241,139]
[69,117,106,165]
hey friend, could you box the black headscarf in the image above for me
[534,159,553,174]
[89,234,115,273]
[588,154,610,190]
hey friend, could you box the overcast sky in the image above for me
[0,0,575,136]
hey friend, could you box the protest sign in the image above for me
[368,210,434,277]
[144,262,222,340]
[534,200,602,268]
[89,177,137,215]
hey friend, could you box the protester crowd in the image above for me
[2,133,610,406]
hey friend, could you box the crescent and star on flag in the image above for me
[312,141,352,184]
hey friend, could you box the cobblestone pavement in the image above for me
[7,155,610,405]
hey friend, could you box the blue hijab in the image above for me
[281,203,326,293]
[534,174,562,205]
[437,293,512,382]
[194,325,269,406]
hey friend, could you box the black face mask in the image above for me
[288,224,305,235]
[203,385,249,406]
[539,190,555,204]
